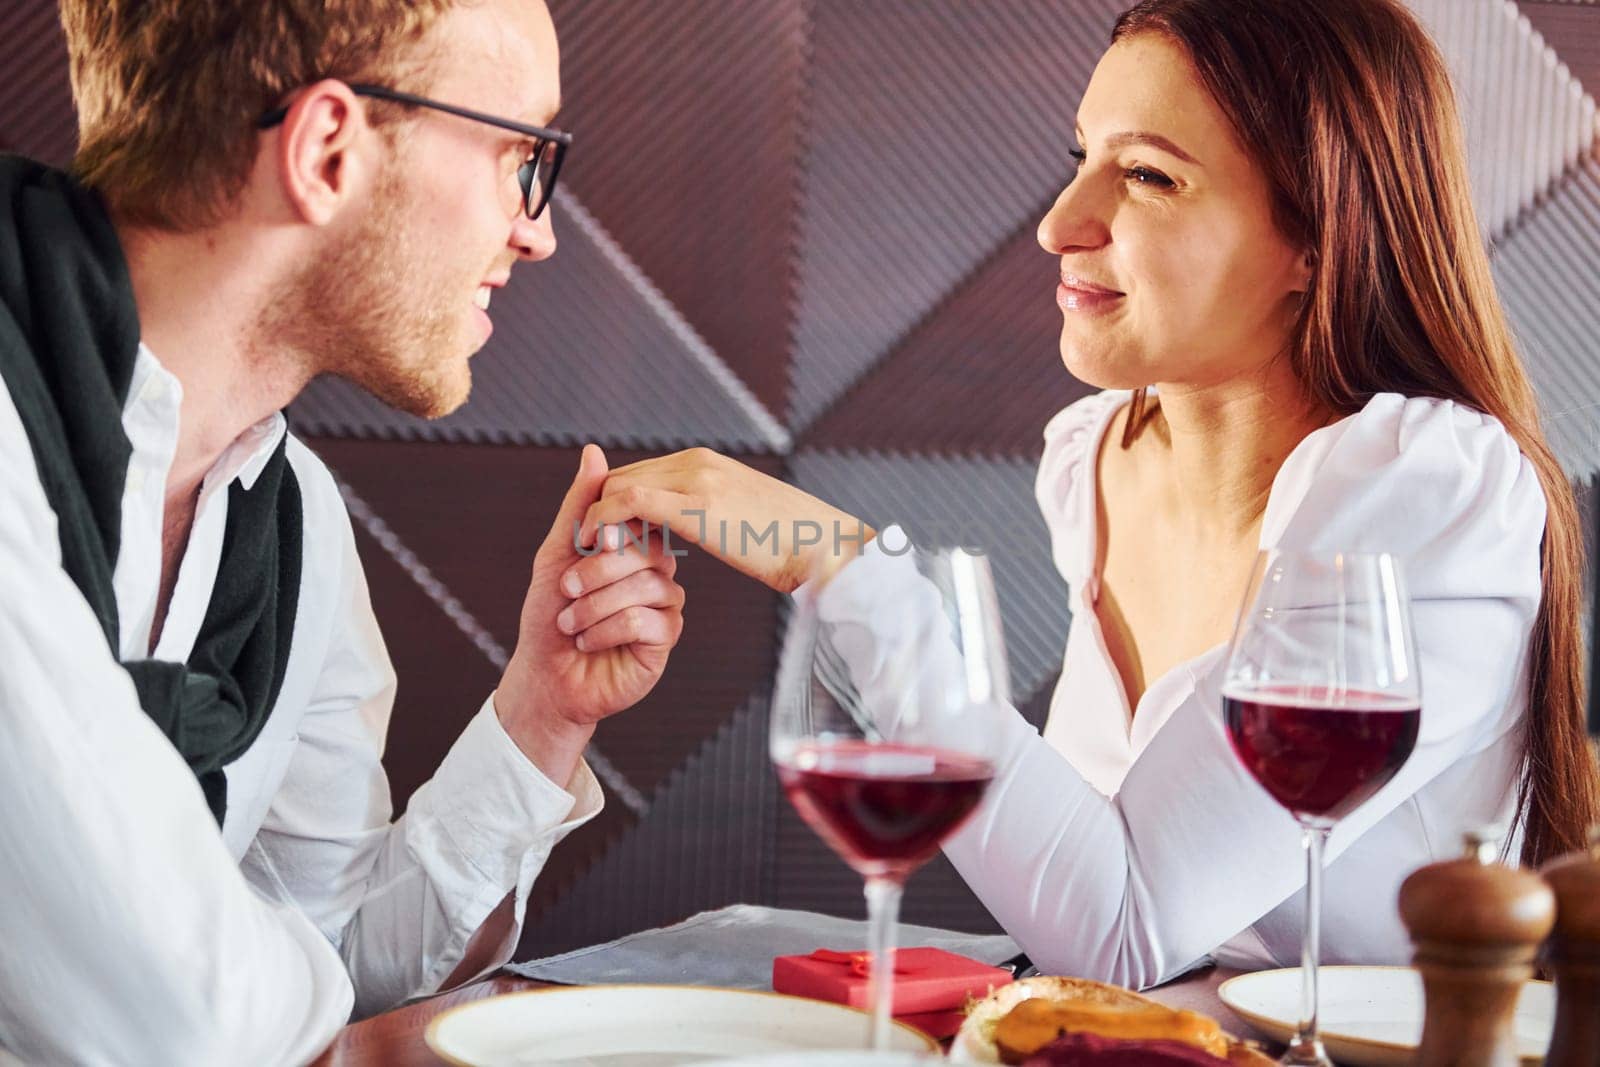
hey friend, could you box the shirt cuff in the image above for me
[790,523,913,609]
[405,695,603,896]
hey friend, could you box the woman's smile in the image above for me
[1057,271,1126,314]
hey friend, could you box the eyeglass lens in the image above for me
[518,141,560,219]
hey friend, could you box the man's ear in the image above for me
[273,80,371,226]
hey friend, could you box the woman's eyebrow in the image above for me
[1075,123,1201,166]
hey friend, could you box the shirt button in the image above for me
[127,468,145,494]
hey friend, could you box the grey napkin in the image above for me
[508,904,1020,990]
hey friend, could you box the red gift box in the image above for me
[772,947,1012,1015]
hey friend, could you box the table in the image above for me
[311,975,542,1067]
[307,965,1271,1066]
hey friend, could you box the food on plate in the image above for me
[1020,1032,1230,1065]
[953,975,1273,1067]
[995,999,1228,1062]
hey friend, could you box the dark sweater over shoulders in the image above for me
[0,154,302,825]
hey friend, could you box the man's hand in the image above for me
[495,444,685,788]
[578,448,874,595]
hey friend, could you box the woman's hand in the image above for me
[579,448,875,593]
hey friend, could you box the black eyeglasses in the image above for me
[256,82,571,220]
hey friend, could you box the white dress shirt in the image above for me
[800,389,1541,990]
[0,344,602,1066]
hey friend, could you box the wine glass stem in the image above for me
[1285,826,1331,1066]
[864,875,903,1051]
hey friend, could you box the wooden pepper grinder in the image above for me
[1398,827,1556,1067]
[1542,824,1600,1066]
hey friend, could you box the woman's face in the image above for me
[1039,33,1309,392]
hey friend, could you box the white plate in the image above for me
[1218,966,1554,1067]
[423,984,940,1066]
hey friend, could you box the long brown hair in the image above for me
[1112,0,1599,866]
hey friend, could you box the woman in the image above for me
[562,0,1600,985]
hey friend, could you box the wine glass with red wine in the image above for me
[771,542,1007,1050]
[1222,550,1422,1067]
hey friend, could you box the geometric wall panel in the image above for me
[0,3,73,164]
[521,693,778,957]
[801,228,1094,460]
[787,0,1130,431]
[290,198,791,454]
[547,0,807,420]
[789,450,1072,704]
[342,506,511,816]
[1493,158,1600,478]
[1522,1,1600,111]
[1409,0,1597,238]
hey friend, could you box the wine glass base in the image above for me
[1278,1034,1332,1066]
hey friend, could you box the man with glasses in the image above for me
[0,1,682,1063]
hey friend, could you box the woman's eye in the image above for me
[1067,148,1087,181]
[1126,165,1175,189]
[1066,150,1174,191]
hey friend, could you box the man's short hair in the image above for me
[60,0,456,231]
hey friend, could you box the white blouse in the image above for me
[802,389,1544,989]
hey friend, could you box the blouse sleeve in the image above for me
[1034,391,1127,589]
[807,394,1545,989]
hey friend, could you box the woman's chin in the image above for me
[1058,337,1149,393]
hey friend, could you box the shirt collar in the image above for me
[132,342,288,493]
[216,412,288,491]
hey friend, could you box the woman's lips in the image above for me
[1056,274,1125,313]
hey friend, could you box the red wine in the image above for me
[777,741,995,880]
[1223,688,1420,826]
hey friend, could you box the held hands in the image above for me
[495,445,686,788]
[578,447,875,594]
[494,445,865,788]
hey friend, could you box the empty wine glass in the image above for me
[771,541,1008,1050]
[1222,550,1422,1066]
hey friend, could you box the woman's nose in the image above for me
[1037,179,1110,255]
